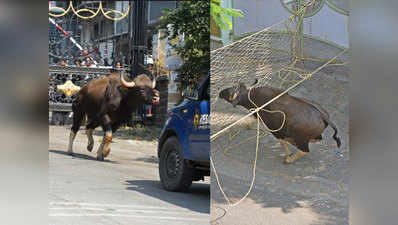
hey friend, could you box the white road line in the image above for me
[49,202,181,210]
[49,213,207,221]
[49,207,200,214]
[50,207,107,211]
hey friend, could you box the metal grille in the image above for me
[48,66,114,111]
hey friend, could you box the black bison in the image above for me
[67,71,159,160]
[219,79,341,164]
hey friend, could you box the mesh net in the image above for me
[210,0,349,221]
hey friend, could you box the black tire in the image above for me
[159,136,193,192]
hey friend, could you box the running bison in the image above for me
[219,79,341,164]
[67,71,159,160]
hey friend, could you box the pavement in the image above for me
[49,125,210,225]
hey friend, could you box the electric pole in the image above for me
[130,0,148,78]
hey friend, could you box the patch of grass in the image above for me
[117,124,161,142]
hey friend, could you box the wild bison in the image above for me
[67,71,159,160]
[219,79,341,164]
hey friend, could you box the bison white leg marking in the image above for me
[86,129,94,152]
[103,131,112,158]
[67,131,77,155]
[279,139,292,157]
[96,137,105,161]
[96,131,112,160]
[284,150,308,164]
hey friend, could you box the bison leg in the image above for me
[102,131,112,158]
[86,129,94,152]
[96,137,105,161]
[111,122,121,133]
[68,107,85,155]
[284,150,307,164]
[86,119,100,152]
[96,131,112,160]
[67,131,77,156]
[279,139,292,157]
[96,115,112,160]
[97,131,112,161]
[284,142,309,164]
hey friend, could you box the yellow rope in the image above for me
[101,4,130,21]
[247,87,287,132]
[211,111,262,208]
[70,1,102,19]
[223,127,267,155]
[49,2,71,17]
[49,1,130,21]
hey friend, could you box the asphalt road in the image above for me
[49,125,210,225]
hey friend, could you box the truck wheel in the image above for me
[159,136,193,192]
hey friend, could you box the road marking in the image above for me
[49,202,183,210]
[49,213,207,221]
[49,207,200,214]
[50,207,107,211]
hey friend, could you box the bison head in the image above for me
[219,79,258,107]
[120,72,160,105]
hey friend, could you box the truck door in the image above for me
[189,84,210,162]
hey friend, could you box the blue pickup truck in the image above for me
[158,74,210,192]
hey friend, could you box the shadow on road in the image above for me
[92,127,159,142]
[49,149,119,164]
[125,179,210,214]
[60,126,160,142]
[211,184,341,225]
[211,166,345,225]
[134,156,158,164]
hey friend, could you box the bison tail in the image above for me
[72,97,79,113]
[72,93,83,114]
[325,119,341,148]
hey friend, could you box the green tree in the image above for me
[211,0,243,31]
[159,1,210,87]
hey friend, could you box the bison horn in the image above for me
[120,70,135,88]
[152,75,156,89]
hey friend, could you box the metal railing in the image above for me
[49,65,119,111]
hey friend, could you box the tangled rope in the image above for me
[49,1,130,21]
[211,47,348,214]
[210,0,348,217]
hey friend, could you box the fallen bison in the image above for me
[219,79,341,164]
[67,71,159,160]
